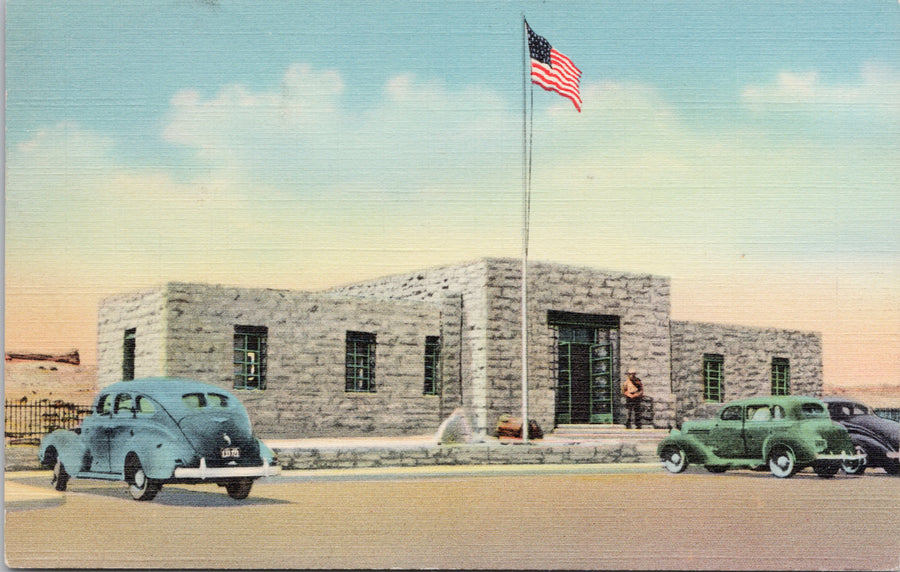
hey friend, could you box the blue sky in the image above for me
[5,1,899,387]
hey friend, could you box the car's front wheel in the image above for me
[661,445,688,474]
[225,478,253,500]
[51,458,69,492]
[768,446,797,478]
[125,456,161,501]
[842,444,867,475]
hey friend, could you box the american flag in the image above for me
[526,22,582,112]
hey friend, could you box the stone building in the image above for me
[97,258,823,439]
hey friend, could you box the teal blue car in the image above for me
[39,378,279,501]
[658,396,864,478]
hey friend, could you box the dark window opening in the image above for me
[703,354,724,403]
[346,331,376,393]
[771,357,790,396]
[234,325,268,390]
[424,336,441,395]
[123,328,136,381]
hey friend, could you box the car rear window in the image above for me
[114,394,133,414]
[720,406,742,421]
[182,392,231,409]
[800,403,828,418]
[207,393,229,408]
[135,395,156,415]
[96,394,113,414]
[852,404,870,416]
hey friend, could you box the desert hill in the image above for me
[4,359,98,405]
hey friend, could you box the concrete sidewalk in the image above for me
[265,427,669,450]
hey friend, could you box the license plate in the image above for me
[220,447,240,459]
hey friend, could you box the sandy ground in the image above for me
[824,384,900,409]
[4,360,98,405]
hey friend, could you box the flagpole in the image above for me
[521,17,530,443]
[519,20,580,443]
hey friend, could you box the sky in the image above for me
[5,1,899,389]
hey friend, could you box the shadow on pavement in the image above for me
[675,466,880,480]
[10,475,291,507]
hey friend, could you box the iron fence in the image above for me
[4,400,93,443]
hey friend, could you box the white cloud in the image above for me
[741,63,900,117]
[6,66,899,386]
[160,65,522,207]
[13,67,896,287]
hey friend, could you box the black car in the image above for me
[823,397,900,475]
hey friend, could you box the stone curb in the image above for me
[272,441,660,471]
[5,438,664,472]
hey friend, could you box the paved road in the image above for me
[5,466,898,570]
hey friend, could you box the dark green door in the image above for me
[556,342,575,424]
[556,326,617,425]
[589,343,614,423]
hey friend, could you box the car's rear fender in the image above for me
[850,427,898,459]
[118,442,197,481]
[762,437,816,466]
[257,438,277,464]
[39,430,86,472]
[657,432,714,465]
[109,426,196,481]
[851,434,894,465]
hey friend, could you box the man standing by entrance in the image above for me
[622,369,644,429]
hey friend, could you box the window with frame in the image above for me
[346,331,376,393]
[720,405,742,421]
[96,394,113,415]
[135,395,156,415]
[123,328,136,381]
[114,393,133,415]
[234,325,268,390]
[702,354,724,403]
[424,336,441,395]
[771,357,790,396]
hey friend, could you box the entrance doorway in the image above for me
[555,325,619,424]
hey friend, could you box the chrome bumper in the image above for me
[816,452,865,462]
[887,451,899,460]
[173,457,281,480]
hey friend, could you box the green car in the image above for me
[658,396,864,478]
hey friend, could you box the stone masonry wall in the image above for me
[273,442,653,471]
[162,283,447,438]
[98,287,168,387]
[332,258,677,433]
[491,259,675,431]
[96,262,821,441]
[670,320,823,423]
[329,261,493,434]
